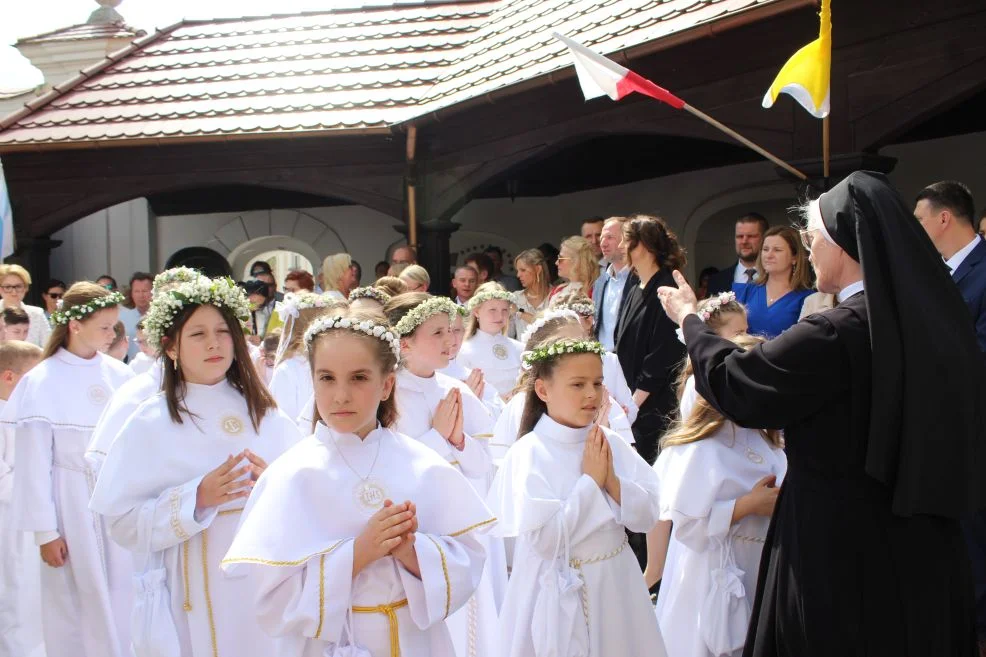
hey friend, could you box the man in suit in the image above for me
[592,216,636,351]
[915,180,986,656]
[706,212,768,295]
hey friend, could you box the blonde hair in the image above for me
[465,281,511,338]
[374,276,408,297]
[398,264,430,290]
[514,248,551,300]
[0,340,42,373]
[559,236,599,291]
[756,226,812,291]
[697,296,746,333]
[321,253,352,293]
[0,264,32,287]
[661,333,781,449]
[42,282,122,360]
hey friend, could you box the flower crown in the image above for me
[348,286,391,305]
[276,291,339,320]
[153,267,207,293]
[143,277,251,351]
[519,309,580,345]
[556,299,594,317]
[521,338,605,370]
[393,296,458,336]
[466,287,514,312]
[51,291,125,326]
[304,315,401,369]
[698,291,738,322]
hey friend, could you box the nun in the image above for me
[657,172,984,657]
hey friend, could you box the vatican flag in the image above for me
[762,0,831,119]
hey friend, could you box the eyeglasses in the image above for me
[1,285,25,292]
[799,230,817,252]
[556,256,570,262]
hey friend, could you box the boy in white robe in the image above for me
[222,309,495,657]
[0,340,43,657]
[487,337,666,657]
[3,284,135,657]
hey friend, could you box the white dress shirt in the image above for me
[946,235,982,274]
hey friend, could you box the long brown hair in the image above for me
[160,303,275,431]
[510,312,583,398]
[661,333,781,449]
[42,281,123,360]
[755,225,813,291]
[307,308,398,430]
[623,214,686,272]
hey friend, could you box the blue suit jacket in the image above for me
[953,238,986,353]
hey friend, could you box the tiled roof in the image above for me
[0,0,792,149]
[16,21,146,45]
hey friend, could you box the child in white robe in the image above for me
[268,292,346,422]
[222,308,495,657]
[492,310,634,464]
[487,336,666,657]
[2,283,135,657]
[652,294,787,657]
[129,320,158,375]
[440,308,504,420]
[90,276,303,657]
[383,293,506,657]
[455,283,523,399]
[0,341,43,657]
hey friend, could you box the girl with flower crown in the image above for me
[1,282,134,657]
[455,282,524,400]
[383,292,506,657]
[268,291,347,423]
[487,336,665,657]
[90,276,303,657]
[440,306,504,420]
[222,308,495,657]
[652,294,786,657]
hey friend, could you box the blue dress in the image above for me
[733,283,812,338]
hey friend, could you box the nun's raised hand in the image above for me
[657,270,699,327]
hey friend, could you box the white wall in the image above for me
[44,130,986,286]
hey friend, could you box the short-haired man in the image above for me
[914,179,986,654]
[1,308,29,342]
[581,216,605,260]
[464,253,494,284]
[451,266,478,306]
[391,245,417,268]
[591,217,637,353]
[96,275,118,291]
[119,272,154,360]
[250,261,284,303]
[706,212,769,295]
[483,246,520,291]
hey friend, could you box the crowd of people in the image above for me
[0,171,984,657]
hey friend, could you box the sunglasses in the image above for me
[46,292,63,299]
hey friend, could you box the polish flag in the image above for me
[553,33,686,110]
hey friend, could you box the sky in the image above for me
[0,0,365,93]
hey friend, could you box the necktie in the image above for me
[744,268,756,283]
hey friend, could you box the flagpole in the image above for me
[822,116,831,180]
[681,104,808,181]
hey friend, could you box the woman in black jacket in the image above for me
[615,214,687,465]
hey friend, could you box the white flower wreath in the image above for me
[466,287,514,312]
[276,291,341,320]
[50,291,125,326]
[348,286,391,306]
[143,277,251,351]
[698,291,738,322]
[152,267,208,293]
[520,338,606,369]
[393,297,459,336]
[304,315,401,369]
[556,299,595,317]
[518,309,581,345]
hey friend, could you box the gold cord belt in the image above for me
[569,536,629,638]
[352,598,409,657]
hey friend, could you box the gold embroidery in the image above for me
[447,517,496,538]
[202,530,219,657]
[352,598,408,657]
[314,555,325,639]
[169,487,189,540]
[471,433,493,439]
[182,540,192,611]
[220,538,348,567]
[217,508,243,517]
[220,415,245,435]
[447,460,460,467]
[424,535,451,619]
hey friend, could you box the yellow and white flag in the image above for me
[762,0,831,118]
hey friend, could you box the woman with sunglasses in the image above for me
[41,279,66,321]
[0,264,51,347]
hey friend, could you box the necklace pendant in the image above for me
[354,478,387,514]
[746,446,765,464]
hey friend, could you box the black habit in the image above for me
[614,268,685,465]
[680,172,984,657]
